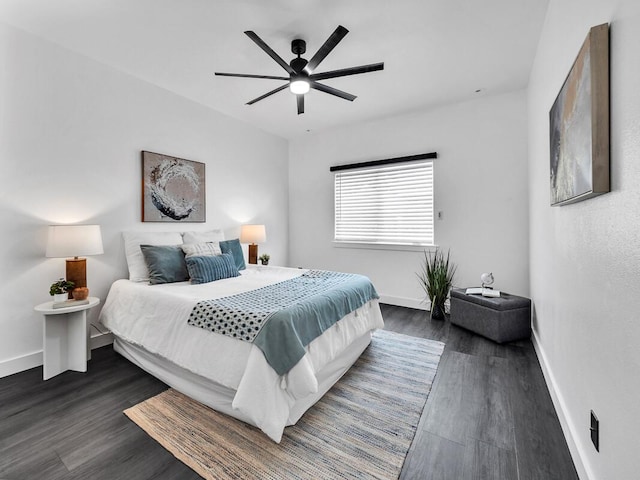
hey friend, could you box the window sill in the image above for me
[332,241,437,253]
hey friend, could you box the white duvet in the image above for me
[99,265,384,442]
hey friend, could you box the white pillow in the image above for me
[182,229,225,244]
[181,242,222,258]
[123,231,184,282]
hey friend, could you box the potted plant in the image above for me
[259,253,270,266]
[49,278,75,303]
[417,248,456,320]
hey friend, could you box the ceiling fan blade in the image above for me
[244,31,296,75]
[297,95,304,115]
[246,84,289,105]
[304,25,349,74]
[310,62,384,81]
[215,72,289,80]
[310,81,356,101]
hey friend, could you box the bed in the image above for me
[99,230,383,442]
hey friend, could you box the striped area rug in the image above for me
[124,329,445,480]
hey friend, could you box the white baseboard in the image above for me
[90,331,114,350]
[378,295,451,313]
[0,350,43,379]
[379,295,429,311]
[0,332,114,379]
[531,329,592,480]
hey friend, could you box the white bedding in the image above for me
[99,265,384,442]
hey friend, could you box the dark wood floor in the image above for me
[0,304,578,480]
[382,305,578,480]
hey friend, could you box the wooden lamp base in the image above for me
[66,257,87,298]
[248,244,258,264]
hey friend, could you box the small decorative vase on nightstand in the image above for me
[72,287,89,300]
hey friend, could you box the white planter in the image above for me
[52,293,68,303]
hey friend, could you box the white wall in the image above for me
[528,1,640,479]
[0,22,289,377]
[289,91,529,308]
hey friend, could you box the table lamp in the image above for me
[239,224,266,265]
[46,225,104,296]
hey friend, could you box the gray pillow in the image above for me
[140,244,189,285]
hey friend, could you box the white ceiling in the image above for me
[0,0,549,139]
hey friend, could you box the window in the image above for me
[334,160,434,246]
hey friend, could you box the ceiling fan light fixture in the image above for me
[215,26,384,112]
[290,79,310,95]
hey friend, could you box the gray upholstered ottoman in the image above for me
[450,288,531,343]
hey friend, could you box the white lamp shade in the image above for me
[46,224,104,258]
[239,224,266,244]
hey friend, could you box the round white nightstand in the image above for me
[34,297,100,380]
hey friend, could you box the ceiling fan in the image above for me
[215,25,384,115]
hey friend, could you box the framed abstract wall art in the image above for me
[142,151,206,222]
[549,23,609,206]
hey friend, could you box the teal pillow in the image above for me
[140,245,189,285]
[219,238,246,270]
[186,254,240,284]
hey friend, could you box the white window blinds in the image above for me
[334,160,434,246]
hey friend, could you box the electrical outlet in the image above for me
[437,211,443,220]
[590,410,599,452]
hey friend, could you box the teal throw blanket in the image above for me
[188,270,379,375]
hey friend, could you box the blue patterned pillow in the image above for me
[186,253,240,284]
[219,238,246,270]
[140,245,189,285]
